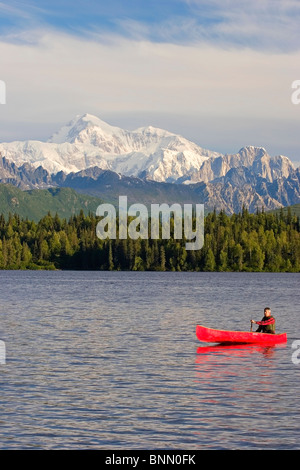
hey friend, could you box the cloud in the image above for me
[0,1,32,18]
[0,26,299,162]
[1,28,299,112]
[0,1,50,31]
[94,0,300,52]
[0,2,299,165]
[177,0,300,51]
[1,0,300,52]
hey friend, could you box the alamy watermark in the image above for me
[0,341,5,364]
[291,80,300,105]
[291,340,300,365]
[0,80,6,104]
[96,196,204,250]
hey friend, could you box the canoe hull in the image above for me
[196,324,287,345]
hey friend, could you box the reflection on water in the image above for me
[196,343,286,358]
[193,342,294,449]
[0,271,299,449]
[195,344,286,395]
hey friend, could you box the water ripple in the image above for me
[0,271,299,449]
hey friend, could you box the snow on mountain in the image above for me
[48,113,122,144]
[0,114,220,182]
[190,146,295,184]
[0,113,296,185]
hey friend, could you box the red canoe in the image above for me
[196,324,287,345]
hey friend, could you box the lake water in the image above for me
[0,271,299,449]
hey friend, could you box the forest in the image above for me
[0,207,299,272]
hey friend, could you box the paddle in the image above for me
[250,320,253,332]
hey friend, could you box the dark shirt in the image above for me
[256,315,275,334]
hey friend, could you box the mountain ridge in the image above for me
[0,156,299,214]
[0,113,299,214]
[0,113,220,181]
[0,113,297,185]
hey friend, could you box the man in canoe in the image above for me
[251,307,275,334]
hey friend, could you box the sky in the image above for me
[0,0,300,166]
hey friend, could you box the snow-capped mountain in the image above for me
[0,113,220,182]
[0,113,297,195]
[1,154,299,214]
[188,146,295,184]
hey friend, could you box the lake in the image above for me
[0,271,299,449]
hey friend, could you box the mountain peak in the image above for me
[238,146,268,157]
[48,113,123,144]
[134,125,172,136]
[0,114,296,186]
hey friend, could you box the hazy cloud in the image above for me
[183,0,300,51]
[1,0,300,51]
[0,2,299,164]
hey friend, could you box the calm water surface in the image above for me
[0,271,299,449]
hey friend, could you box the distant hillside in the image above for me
[0,184,103,221]
[271,203,300,218]
[1,154,300,214]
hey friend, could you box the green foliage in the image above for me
[0,208,299,271]
[0,184,103,221]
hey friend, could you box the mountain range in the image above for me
[0,113,299,214]
[0,113,221,182]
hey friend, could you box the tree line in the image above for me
[0,207,299,272]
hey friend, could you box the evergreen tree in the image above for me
[160,245,166,271]
[108,241,114,271]
[0,208,298,272]
[204,248,216,272]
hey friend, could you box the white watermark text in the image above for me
[0,80,6,104]
[96,196,204,251]
[291,80,300,105]
[292,340,300,365]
